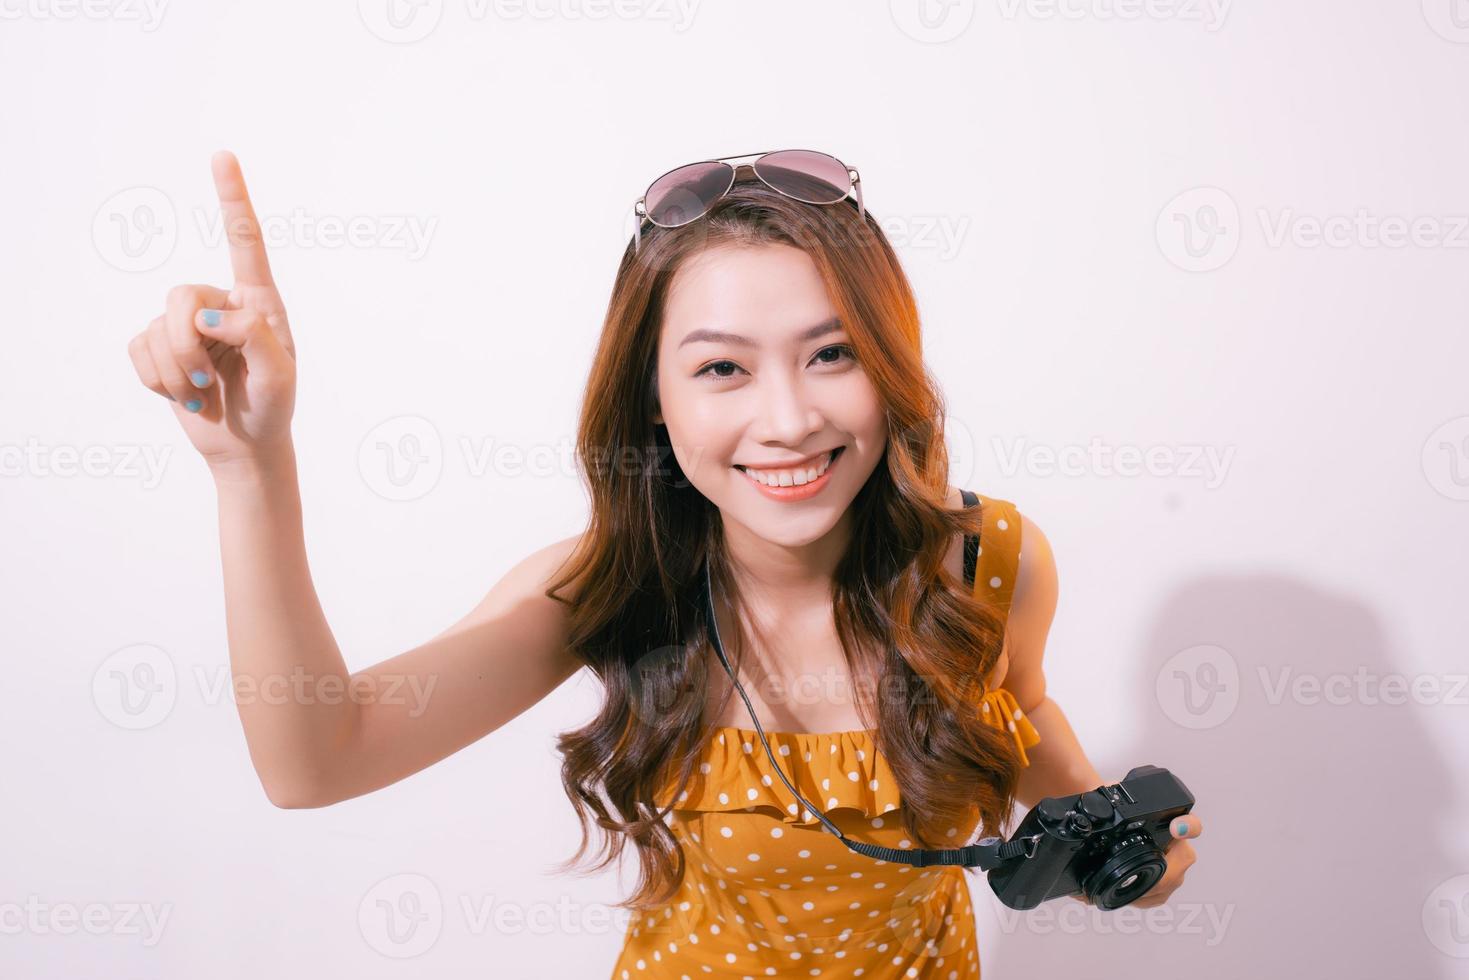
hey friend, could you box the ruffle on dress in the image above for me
[977,685,1042,767]
[657,687,1041,821]
[659,724,898,826]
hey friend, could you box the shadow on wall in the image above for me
[977,572,1464,979]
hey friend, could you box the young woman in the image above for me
[127,149,1201,978]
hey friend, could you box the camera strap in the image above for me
[700,557,1037,871]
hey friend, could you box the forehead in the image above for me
[661,243,837,347]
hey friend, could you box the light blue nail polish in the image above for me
[190,370,211,387]
[185,399,203,413]
[1175,820,1188,836]
[202,309,221,327]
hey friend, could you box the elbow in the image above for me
[252,751,346,809]
[263,778,336,810]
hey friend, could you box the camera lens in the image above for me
[1079,832,1167,910]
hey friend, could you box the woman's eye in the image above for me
[695,359,743,379]
[694,345,855,380]
[813,344,855,366]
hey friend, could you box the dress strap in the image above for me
[959,488,981,588]
[960,490,1040,767]
[971,493,1022,622]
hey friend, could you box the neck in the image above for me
[718,507,853,610]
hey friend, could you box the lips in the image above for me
[734,446,844,487]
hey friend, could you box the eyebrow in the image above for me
[677,317,844,350]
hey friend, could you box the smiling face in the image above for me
[654,242,888,551]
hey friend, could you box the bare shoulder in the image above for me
[1012,512,1058,621]
[530,529,586,583]
[1004,510,1060,712]
[484,530,585,611]
[432,529,587,645]
[316,529,591,807]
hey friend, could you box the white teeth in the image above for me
[738,450,836,487]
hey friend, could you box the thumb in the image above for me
[1170,815,1201,840]
[195,307,293,378]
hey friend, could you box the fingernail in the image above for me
[1174,820,1188,836]
[201,309,222,327]
[185,399,203,413]
[190,369,212,388]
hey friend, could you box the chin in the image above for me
[720,477,855,548]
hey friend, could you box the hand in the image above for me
[126,151,298,469]
[1130,813,1201,907]
[1069,812,1202,909]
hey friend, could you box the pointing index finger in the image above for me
[211,150,274,287]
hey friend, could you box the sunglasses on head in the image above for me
[632,149,864,253]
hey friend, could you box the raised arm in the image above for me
[219,451,584,808]
[127,152,585,809]
[305,529,586,808]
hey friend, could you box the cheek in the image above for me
[661,391,739,475]
[835,382,887,448]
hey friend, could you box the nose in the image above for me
[749,370,825,450]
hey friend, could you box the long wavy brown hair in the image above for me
[545,166,1025,912]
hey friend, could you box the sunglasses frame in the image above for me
[632,149,863,253]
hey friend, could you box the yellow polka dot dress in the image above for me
[612,493,1041,979]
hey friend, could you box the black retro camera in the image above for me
[700,558,1197,911]
[980,764,1195,910]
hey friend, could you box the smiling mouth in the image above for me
[733,447,845,487]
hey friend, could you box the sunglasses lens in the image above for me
[753,150,851,205]
[645,162,735,228]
